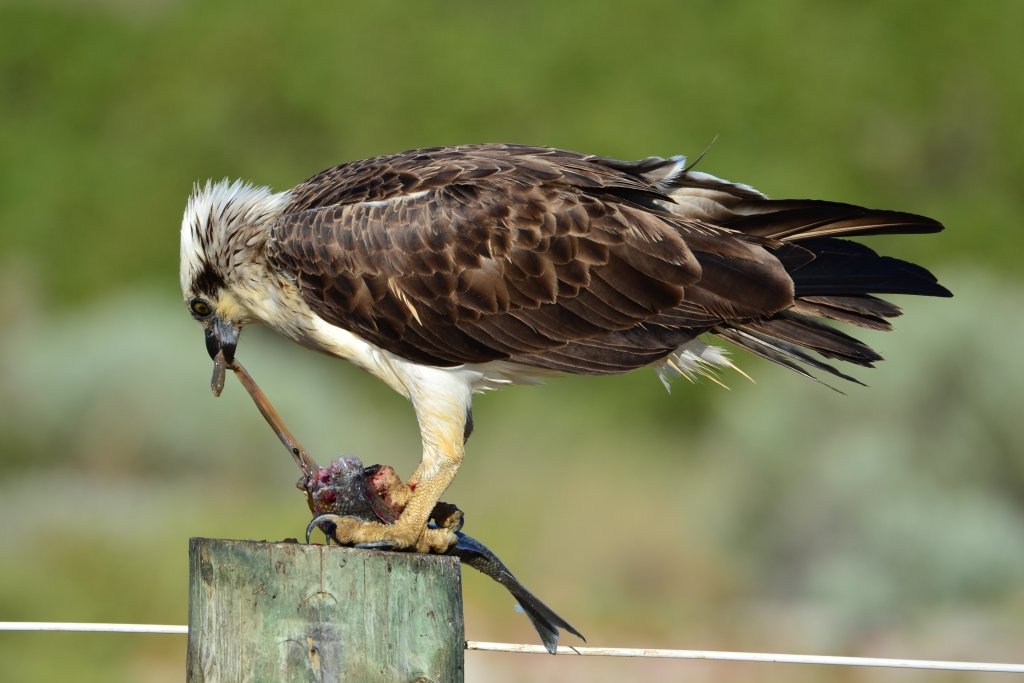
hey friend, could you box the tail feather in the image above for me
[704,195,949,384]
[791,295,900,331]
[713,326,864,387]
[743,312,882,365]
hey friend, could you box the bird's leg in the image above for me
[409,404,471,532]
[315,388,469,553]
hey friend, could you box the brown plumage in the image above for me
[267,144,949,381]
[181,143,950,554]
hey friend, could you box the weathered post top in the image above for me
[187,538,465,683]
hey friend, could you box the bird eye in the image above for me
[189,298,213,318]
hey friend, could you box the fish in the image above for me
[301,456,584,654]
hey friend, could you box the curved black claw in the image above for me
[306,513,343,544]
[306,513,402,549]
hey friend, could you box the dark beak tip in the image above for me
[204,328,220,361]
[204,316,241,362]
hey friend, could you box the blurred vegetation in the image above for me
[1,1,1022,682]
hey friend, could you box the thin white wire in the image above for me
[1,623,1021,673]
[0,622,187,635]
[465,641,1024,674]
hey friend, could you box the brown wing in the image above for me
[266,144,796,370]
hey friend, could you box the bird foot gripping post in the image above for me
[187,353,582,683]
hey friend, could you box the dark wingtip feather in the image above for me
[726,200,946,240]
[786,238,951,301]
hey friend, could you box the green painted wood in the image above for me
[187,538,465,683]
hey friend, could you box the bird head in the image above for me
[179,179,291,384]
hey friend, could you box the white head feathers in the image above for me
[179,179,291,295]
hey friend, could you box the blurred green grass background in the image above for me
[1,2,1022,681]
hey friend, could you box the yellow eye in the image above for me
[189,298,213,318]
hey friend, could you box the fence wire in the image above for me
[1,622,1022,674]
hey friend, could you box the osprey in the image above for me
[180,143,950,552]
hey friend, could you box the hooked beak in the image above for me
[205,315,240,364]
[206,316,240,397]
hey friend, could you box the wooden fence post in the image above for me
[186,538,465,683]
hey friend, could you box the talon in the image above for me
[306,513,345,544]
